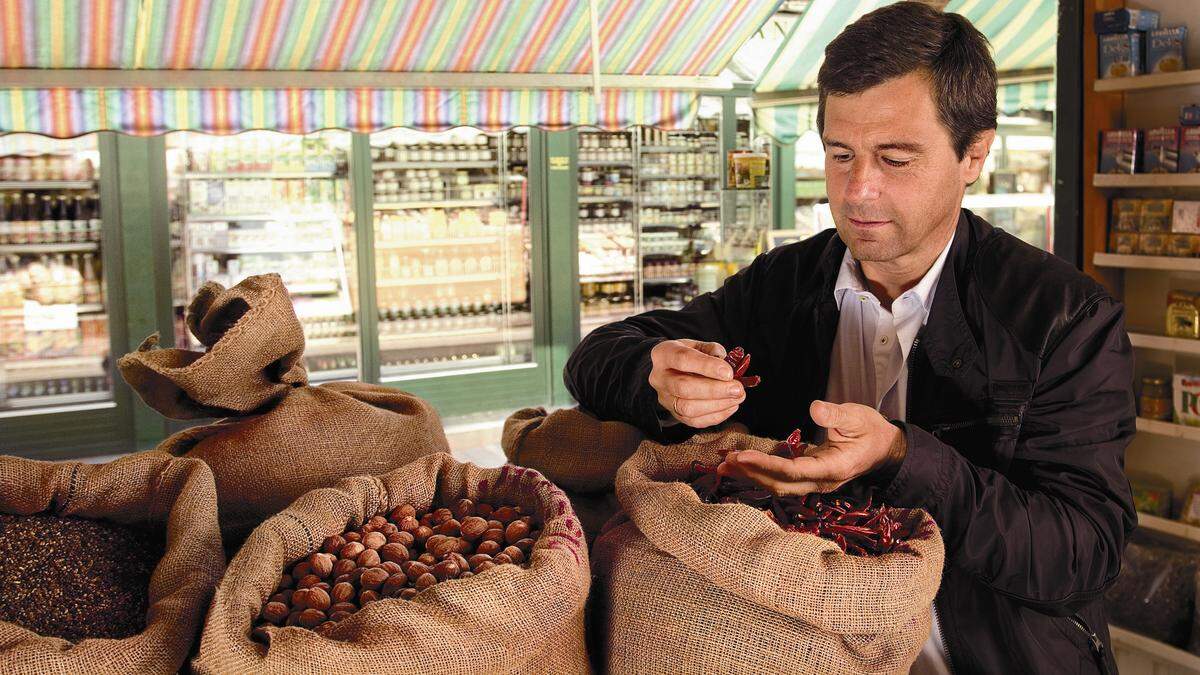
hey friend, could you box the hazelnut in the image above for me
[317,621,337,632]
[414,526,433,546]
[344,531,362,543]
[339,542,366,560]
[505,520,531,545]
[415,572,437,590]
[360,567,389,591]
[514,538,536,554]
[503,546,525,565]
[381,561,404,575]
[277,573,294,590]
[432,508,454,525]
[298,574,322,589]
[476,540,502,556]
[487,519,504,531]
[519,515,533,526]
[359,590,380,604]
[329,610,353,622]
[330,602,357,614]
[308,552,335,578]
[298,609,326,628]
[382,573,408,595]
[418,552,437,566]
[432,560,460,581]
[349,567,366,584]
[475,560,496,572]
[476,503,494,518]
[391,531,415,548]
[405,561,431,582]
[481,528,505,544]
[400,588,419,600]
[363,531,388,550]
[291,588,311,609]
[429,536,460,558]
[262,601,289,625]
[380,543,410,564]
[286,610,303,627]
[292,561,313,579]
[460,517,489,542]
[331,582,355,604]
[459,571,474,579]
[306,587,331,611]
[434,519,461,536]
[493,553,513,565]
[368,515,388,531]
[357,549,381,568]
[398,516,420,534]
[314,582,331,593]
[448,553,470,573]
[390,503,417,521]
[419,513,435,528]
[333,574,352,586]
[333,558,357,577]
[321,534,346,555]
[493,506,519,524]
[452,498,475,520]
[468,554,493,571]
[455,538,472,554]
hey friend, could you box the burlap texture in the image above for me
[194,453,591,675]
[502,407,642,494]
[592,430,944,674]
[0,452,224,675]
[118,274,450,543]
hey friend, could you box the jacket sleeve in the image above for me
[564,257,765,441]
[880,295,1137,613]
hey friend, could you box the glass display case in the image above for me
[165,130,359,381]
[369,128,532,378]
[0,134,111,412]
[578,130,638,337]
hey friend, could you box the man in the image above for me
[565,3,1135,673]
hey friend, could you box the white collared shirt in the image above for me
[823,233,955,675]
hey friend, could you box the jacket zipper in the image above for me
[933,598,956,674]
[1068,613,1111,675]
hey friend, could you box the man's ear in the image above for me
[962,129,996,186]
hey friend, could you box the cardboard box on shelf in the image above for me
[1175,373,1200,426]
[1143,127,1181,173]
[1100,129,1140,173]
[1173,201,1200,234]
[1183,104,1200,127]
[1094,8,1159,34]
[1146,26,1187,74]
[1181,127,1200,173]
[1099,32,1143,78]
[1139,232,1168,256]
[1109,231,1139,255]
[1141,199,1174,232]
[1112,198,1143,232]
[1167,233,1198,257]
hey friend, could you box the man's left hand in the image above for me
[716,400,907,496]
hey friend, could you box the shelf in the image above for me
[1094,69,1200,93]
[640,196,721,208]
[376,273,504,288]
[0,180,95,190]
[2,355,106,382]
[375,235,502,250]
[641,222,700,230]
[379,324,533,352]
[1127,332,1200,355]
[0,241,100,254]
[961,193,1055,209]
[284,281,340,295]
[1,389,112,410]
[191,243,337,255]
[640,174,721,181]
[580,273,635,283]
[303,337,359,357]
[1137,512,1200,544]
[185,171,339,179]
[1093,253,1200,272]
[307,367,360,382]
[1135,417,1200,442]
[185,213,341,223]
[1093,174,1200,189]
[578,160,634,167]
[578,195,634,204]
[1109,625,1200,671]
[640,146,713,153]
[643,276,693,285]
[373,160,497,170]
[374,199,498,210]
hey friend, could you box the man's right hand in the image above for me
[649,339,745,428]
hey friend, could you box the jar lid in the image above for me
[1143,376,1167,385]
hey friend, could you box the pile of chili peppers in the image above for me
[724,346,760,388]
[689,430,932,557]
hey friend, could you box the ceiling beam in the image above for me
[750,67,1056,108]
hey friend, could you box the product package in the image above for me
[1147,26,1188,73]
[1167,234,1198,257]
[1094,8,1159,34]
[1109,231,1139,254]
[1174,373,1200,425]
[1140,232,1168,256]
[1112,198,1143,232]
[1129,473,1173,517]
[1100,129,1141,173]
[1167,293,1199,338]
[1183,483,1200,526]
[1184,104,1200,127]
[1174,201,1200,233]
[1144,127,1181,173]
[1182,127,1200,172]
[1142,199,1175,232]
[1099,32,1144,78]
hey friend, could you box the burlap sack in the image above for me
[0,452,224,675]
[194,453,591,674]
[502,407,642,494]
[592,430,944,675]
[118,274,450,543]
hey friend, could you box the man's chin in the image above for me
[843,238,897,263]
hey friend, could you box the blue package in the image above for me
[1147,26,1187,73]
[1100,32,1143,78]
[1095,8,1159,34]
[1100,129,1141,174]
[1182,128,1200,173]
[1184,105,1200,127]
[1143,127,1181,173]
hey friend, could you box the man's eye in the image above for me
[831,153,853,163]
[883,157,912,167]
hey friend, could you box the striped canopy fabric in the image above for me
[753,0,1058,143]
[0,0,779,137]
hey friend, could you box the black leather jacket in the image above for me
[565,209,1136,674]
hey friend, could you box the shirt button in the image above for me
[880,336,889,345]
[951,357,963,369]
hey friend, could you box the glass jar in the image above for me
[1141,376,1173,420]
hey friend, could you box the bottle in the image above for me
[0,193,9,245]
[54,195,72,243]
[87,193,102,241]
[72,195,88,243]
[81,252,101,305]
[23,194,38,245]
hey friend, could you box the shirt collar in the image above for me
[833,233,955,318]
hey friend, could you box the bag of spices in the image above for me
[502,406,643,494]
[0,452,224,674]
[118,274,449,544]
[592,430,944,674]
[194,453,590,674]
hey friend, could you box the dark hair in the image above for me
[816,1,997,159]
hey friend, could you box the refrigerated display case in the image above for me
[578,130,638,337]
[165,131,359,381]
[369,128,532,379]
[0,134,112,412]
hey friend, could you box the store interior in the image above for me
[0,0,1199,670]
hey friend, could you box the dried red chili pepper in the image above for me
[689,430,932,556]
[724,346,761,388]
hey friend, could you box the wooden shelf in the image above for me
[1137,512,1200,544]
[1093,174,1200,189]
[1135,417,1200,442]
[1128,332,1200,354]
[1093,253,1200,272]
[1094,69,1200,93]
[1109,625,1200,671]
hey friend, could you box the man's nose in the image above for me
[844,158,881,203]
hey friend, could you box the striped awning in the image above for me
[753,0,1057,144]
[0,0,780,137]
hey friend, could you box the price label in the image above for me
[23,301,79,332]
[549,156,570,171]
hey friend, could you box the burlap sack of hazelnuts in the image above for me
[118,273,450,544]
[0,452,224,674]
[591,430,945,675]
[194,452,591,674]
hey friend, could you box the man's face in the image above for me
[822,72,990,264]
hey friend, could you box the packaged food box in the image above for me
[1140,232,1168,255]
[1100,129,1141,173]
[1183,483,1200,526]
[1112,198,1143,232]
[1141,199,1174,232]
[1184,104,1200,127]
[1143,127,1181,173]
[1147,26,1187,74]
[1099,32,1143,78]
[1109,231,1139,255]
[1094,8,1159,34]
[1181,127,1200,172]
[1175,373,1200,426]
[1173,201,1200,233]
[1167,234,1198,257]
[1130,473,1173,517]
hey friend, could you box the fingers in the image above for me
[682,340,728,360]
[809,400,872,434]
[661,371,744,401]
[661,398,740,428]
[716,452,826,496]
[654,340,733,381]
